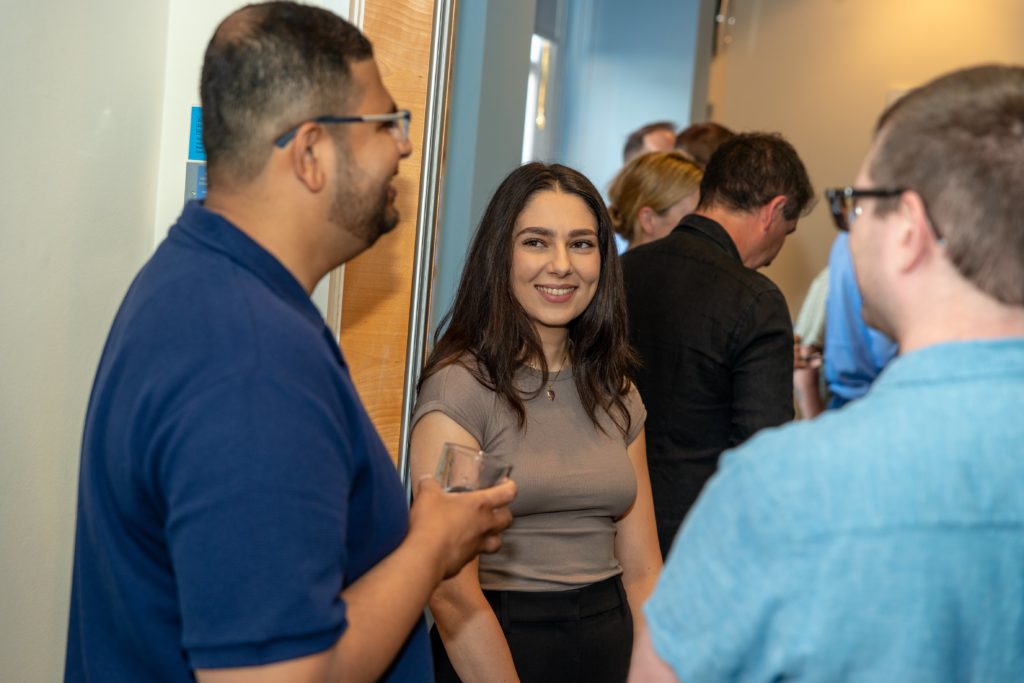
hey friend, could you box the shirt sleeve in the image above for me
[792,266,829,348]
[158,370,353,668]
[624,381,648,445]
[642,446,807,682]
[729,287,794,446]
[411,362,494,446]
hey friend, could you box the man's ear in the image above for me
[637,206,658,236]
[759,195,788,233]
[892,190,935,273]
[286,123,331,194]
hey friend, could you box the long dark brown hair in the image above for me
[420,162,637,436]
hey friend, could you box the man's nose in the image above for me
[397,135,413,159]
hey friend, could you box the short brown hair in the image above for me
[201,2,373,186]
[607,152,703,242]
[696,132,814,220]
[675,121,734,168]
[869,64,1024,306]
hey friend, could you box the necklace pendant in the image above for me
[546,387,556,401]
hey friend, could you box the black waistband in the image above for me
[483,575,626,623]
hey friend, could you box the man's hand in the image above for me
[792,333,823,371]
[627,623,680,683]
[793,334,825,419]
[409,477,516,579]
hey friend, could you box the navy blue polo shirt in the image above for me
[65,202,430,681]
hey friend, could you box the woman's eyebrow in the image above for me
[514,227,597,238]
[514,226,554,238]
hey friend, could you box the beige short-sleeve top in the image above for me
[412,360,646,591]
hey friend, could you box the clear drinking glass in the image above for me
[435,442,512,492]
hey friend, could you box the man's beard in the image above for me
[329,144,400,246]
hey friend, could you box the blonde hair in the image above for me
[607,151,703,242]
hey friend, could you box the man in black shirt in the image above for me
[621,132,814,556]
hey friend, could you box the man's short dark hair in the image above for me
[696,132,814,221]
[200,1,373,187]
[623,121,676,162]
[870,64,1024,306]
[674,121,734,168]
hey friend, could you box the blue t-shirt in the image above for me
[65,202,430,681]
[645,339,1024,682]
[824,233,898,408]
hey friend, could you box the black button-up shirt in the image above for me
[621,213,794,554]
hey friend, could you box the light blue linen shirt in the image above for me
[646,339,1024,682]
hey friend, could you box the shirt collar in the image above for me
[674,213,742,263]
[171,200,325,330]
[874,338,1024,389]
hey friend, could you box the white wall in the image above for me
[0,1,347,678]
[708,0,1024,316]
[0,2,169,680]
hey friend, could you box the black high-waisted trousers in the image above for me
[430,574,633,683]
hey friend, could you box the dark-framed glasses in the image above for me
[824,186,904,231]
[274,109,412,148]
[825,186,943,239]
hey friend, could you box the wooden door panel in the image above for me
[340,0,435,462]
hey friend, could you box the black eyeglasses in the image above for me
[824,186,904,231]
[825,186,944,239]
[273,110,412,148]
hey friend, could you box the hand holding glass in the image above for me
[435,443,512,492]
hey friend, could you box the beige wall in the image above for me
[707,0,1024,316]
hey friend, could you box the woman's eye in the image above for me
[522,238,545,248]
[571,239,596,249]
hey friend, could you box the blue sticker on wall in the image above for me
[188,106,206,161]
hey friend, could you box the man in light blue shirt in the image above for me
[629,64,1024,682]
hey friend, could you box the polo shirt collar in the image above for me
[172,200,324,329]
[673,213,742,263]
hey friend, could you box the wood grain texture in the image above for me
[340,0,435,462]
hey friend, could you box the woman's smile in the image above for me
[535,284,578,302]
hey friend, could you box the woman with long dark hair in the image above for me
[410,163,661,682]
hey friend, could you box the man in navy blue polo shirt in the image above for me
[65,4,515,682]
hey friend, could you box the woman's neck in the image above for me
[534,327,570,370]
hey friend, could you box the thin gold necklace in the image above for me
[543,347,570,401]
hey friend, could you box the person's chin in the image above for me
[378,206,400,236]
[361,195,399,243]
